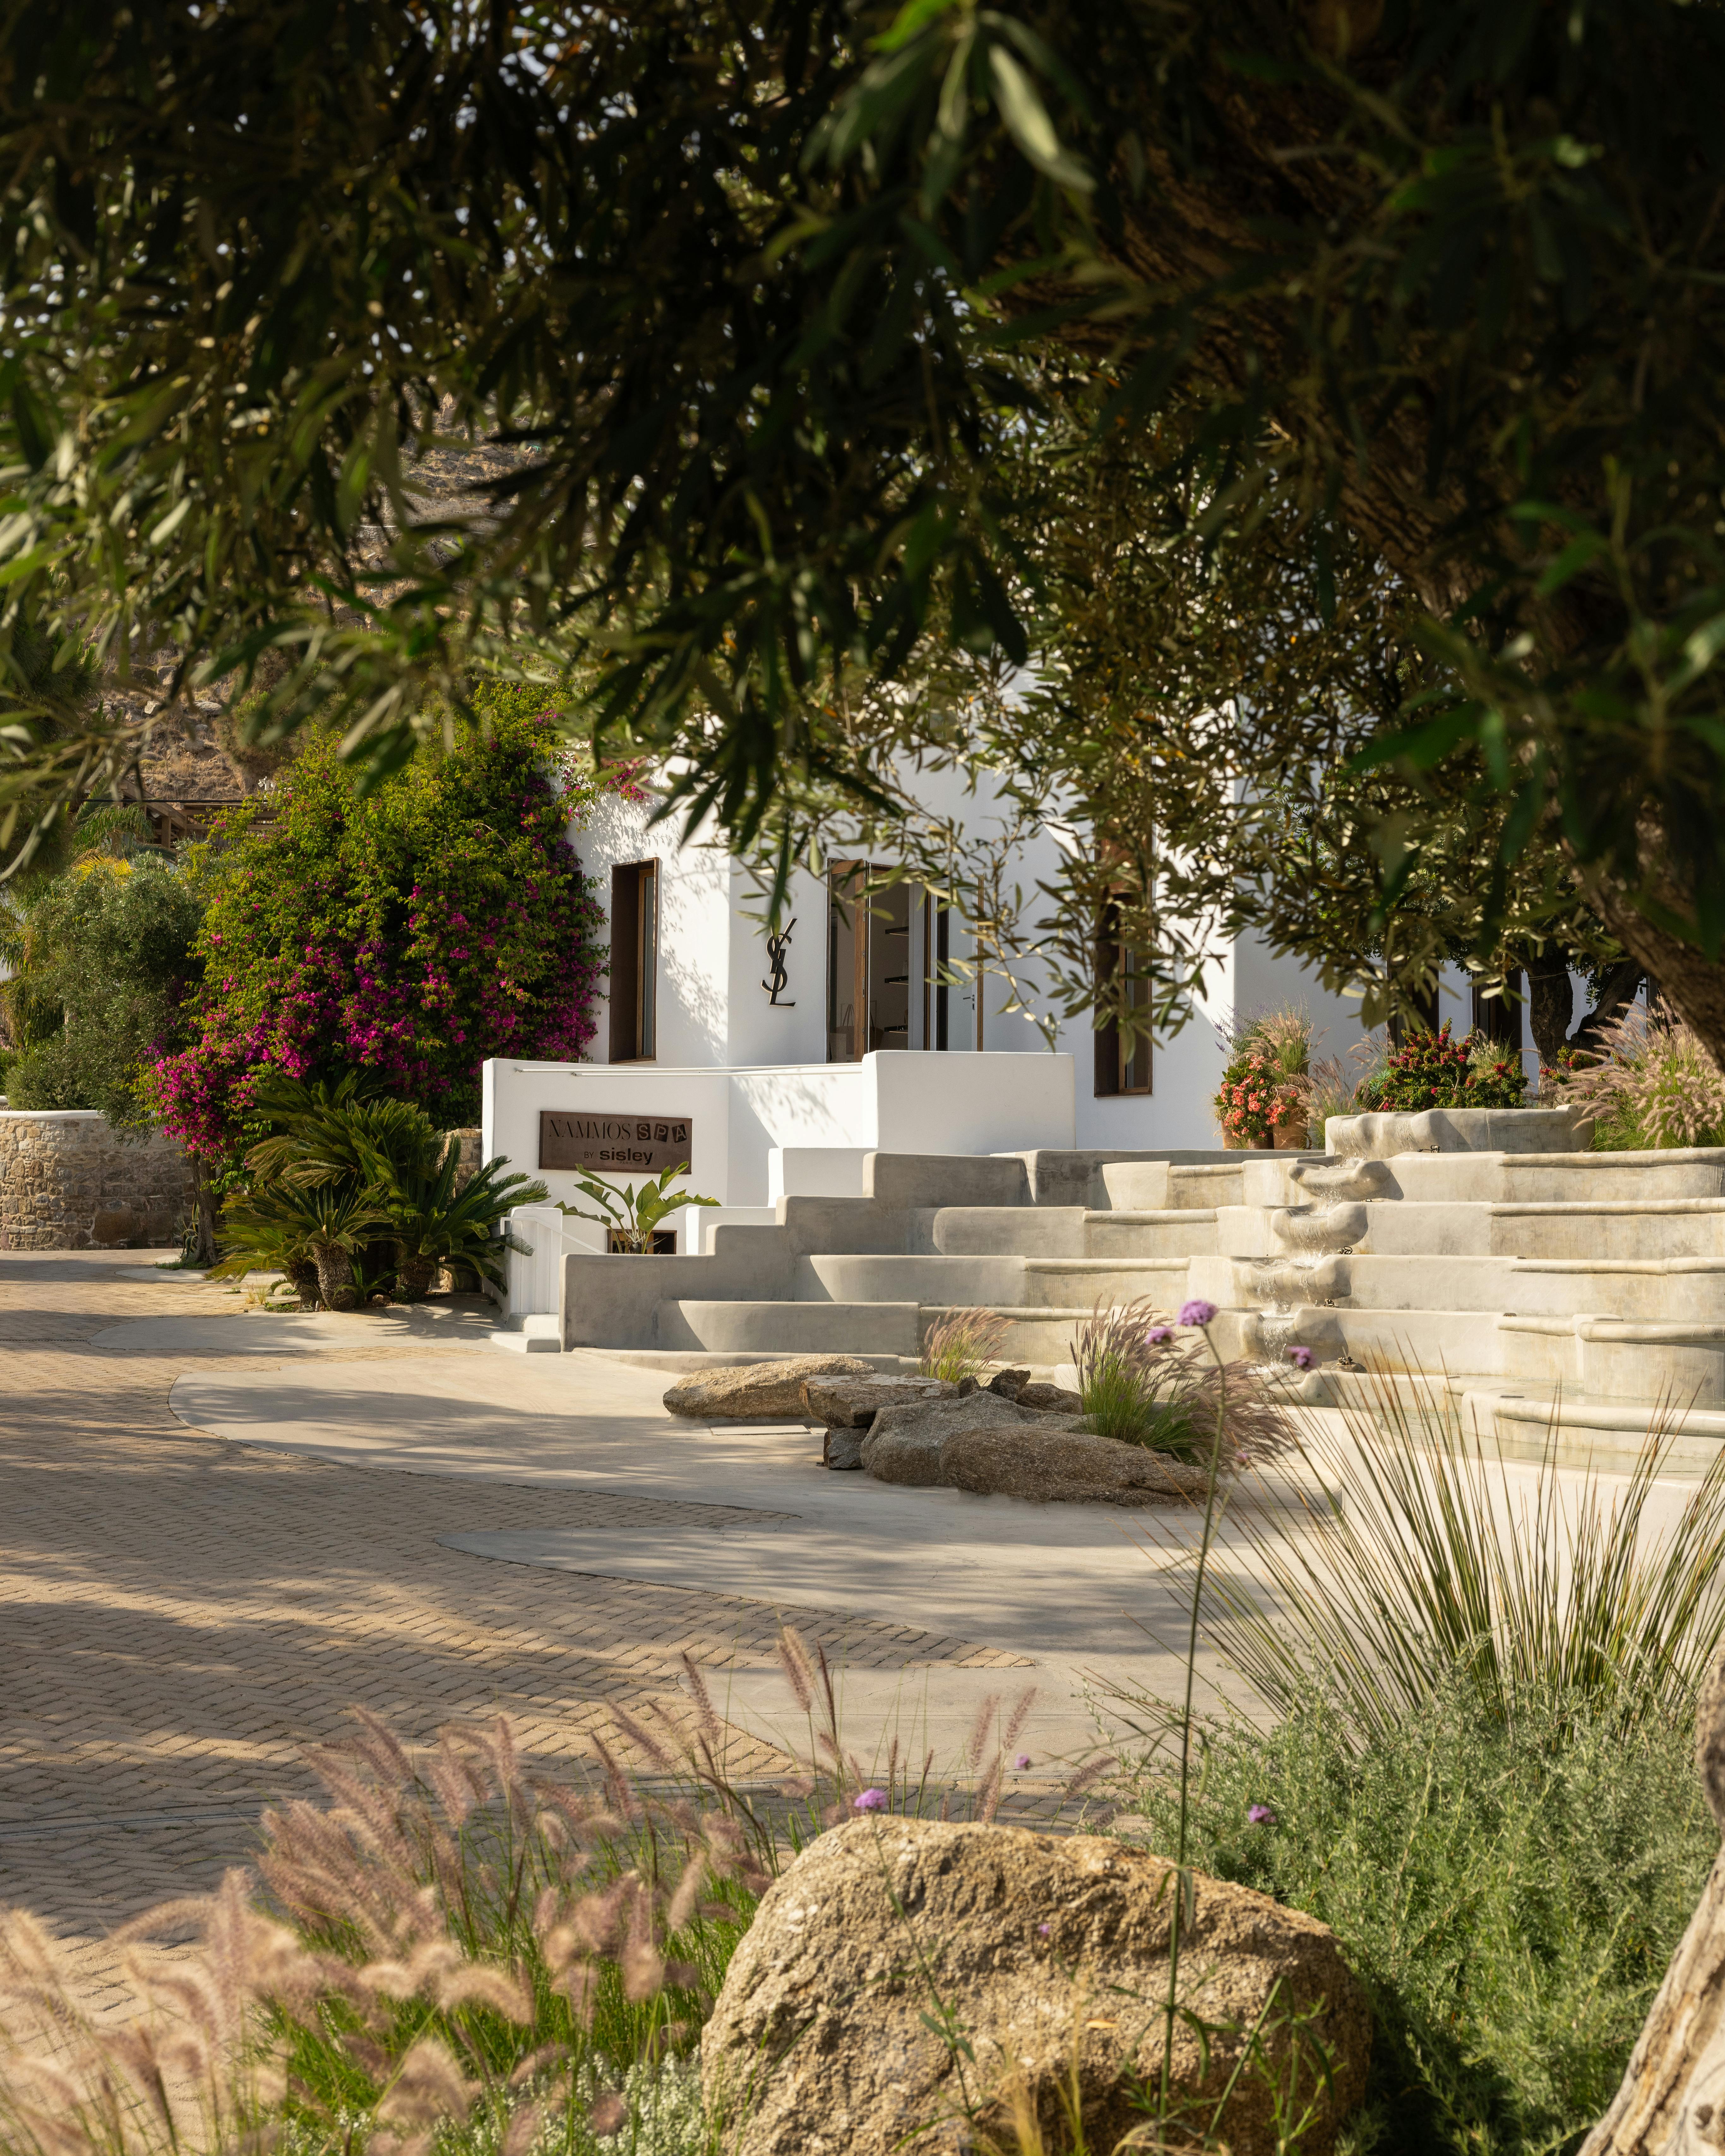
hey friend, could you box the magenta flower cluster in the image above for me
[151,712,610,1156]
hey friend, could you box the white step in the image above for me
[489,1313,563,1354]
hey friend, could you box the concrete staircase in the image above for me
[534,1112,1725,1444]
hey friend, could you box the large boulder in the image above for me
[860,1391,1201,1503]
[1582,1650,1725,2153]
[861,1390,1077,1486]
[943,1425,1211,1504]
[701,1818,1370,2156]
[662,1356,877,1422]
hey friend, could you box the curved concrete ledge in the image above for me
[1327,1107,1591,1158]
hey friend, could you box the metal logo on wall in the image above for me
[539,1111,694,1174]
[763,918,796,1005]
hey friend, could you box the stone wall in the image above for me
[0,1113,197,1250]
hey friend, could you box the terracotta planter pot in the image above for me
[1273,1122,1310,1151]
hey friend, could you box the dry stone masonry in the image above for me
[0,1112,196,1250]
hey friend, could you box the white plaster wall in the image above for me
[482,1061,733,1215]
[570,788,732,1069]
[564,764,1588,1152]
[483,1051,1075,1217]
[723,860,829,1066]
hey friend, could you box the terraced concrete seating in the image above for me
[551,1117,1725,1442]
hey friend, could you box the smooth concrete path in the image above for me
[166,1332,1725,1771]
[169,1345,1234,1765]
[93,1305,497,1359]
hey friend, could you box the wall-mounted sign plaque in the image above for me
[538,1110,695,1175]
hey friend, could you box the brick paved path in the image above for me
[0,1253,1025,1977]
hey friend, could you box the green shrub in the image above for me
[1069,1298,1296,1464]
[1114,1678,1712,2156]
[215,1075,547,1305]
[5,856,203,1129]
[919,1305,1017,1382]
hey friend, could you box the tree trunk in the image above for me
[396,1254,436,1301]
[193,1159,218,1268]
[312,1240,359,1312]
[1525,953,1576,1067]
[1570,958,1645,1058]
[1580,1652,1725,2153]
[1587,883,1725,1075]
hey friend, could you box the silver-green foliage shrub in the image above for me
[1115,1677,1712,2156]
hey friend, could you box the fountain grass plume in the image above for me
[1070,1298,1296,1466]
[920,1306,1016,1384]
[0,1635,1053,2156]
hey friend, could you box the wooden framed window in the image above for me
[1388,981,1442,1046]
[827,865,918,1060]
[608,860,659,1061]
[1471,970,1523,1053]
[1094,904,1152,1097]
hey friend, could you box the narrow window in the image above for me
[608,860,659,1061]
[931,896,950,1050]
[1095,904,1152,1097]
[871,881,913,1050]
[1471,969,1523,1053]
[827,863,867,1062]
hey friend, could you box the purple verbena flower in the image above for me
[1179,1299,1218,1328]
[1247,1804,1277,1827]
[1014,1754,1032,1770]
[1144,1325,1173,1346]
[1286,1345,1315,1370]
[853,1788,888,1813]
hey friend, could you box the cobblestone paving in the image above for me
[0,1252,1030,1978]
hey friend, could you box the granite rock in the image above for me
[941,1426,1210,1504]
[1018,1380,1085,1413]
[800,1374,956,1428]
[861,1392,1085,1487]
[662,1356,876,1422]
[702,1818,1370,2156]
[822,1426,867,1471]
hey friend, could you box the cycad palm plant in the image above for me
[216,1180,388,1312]
[370,1139,547,1299]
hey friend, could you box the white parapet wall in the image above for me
[485,1050,1076,1313]
[484,1050,1074,1214]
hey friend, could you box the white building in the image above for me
[482,767,1536,1266]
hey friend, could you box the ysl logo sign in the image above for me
[763,918,796,1006]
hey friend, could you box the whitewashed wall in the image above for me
[565,771,1549,1158]
[482,1051,1076,1223]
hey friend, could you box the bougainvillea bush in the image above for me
[152,707,606,1155]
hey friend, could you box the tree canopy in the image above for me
[4,2,1725,1048]
[5,855,203,1129]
